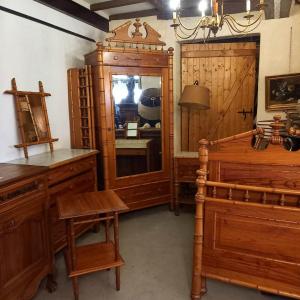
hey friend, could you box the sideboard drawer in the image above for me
[48,156,96,186]
[0,176,46,205]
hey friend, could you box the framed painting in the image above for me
[265,73,300,111]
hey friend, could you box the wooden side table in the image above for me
[57,190,128,300]
[174,156,198,215]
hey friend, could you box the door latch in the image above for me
[238,108,253,120]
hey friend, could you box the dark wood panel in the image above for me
[34,0,109,32]
[91,0,146,11]
[110,9,158,21]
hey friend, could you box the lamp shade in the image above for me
[179,84,210,109]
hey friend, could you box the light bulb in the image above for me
[169,0,180,11]
[198,0,208,17]
[246,0,251,12]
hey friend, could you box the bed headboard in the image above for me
[206,117,300,190]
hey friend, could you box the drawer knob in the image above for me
[113,56,118,60]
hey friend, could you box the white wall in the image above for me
[110,6,300,154]
[0,0,105,162]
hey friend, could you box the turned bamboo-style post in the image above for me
[39,81,54,153]
[168,47,175,211]
[97,42,110,190]
[191,139,209,300]
[270,115,284,145]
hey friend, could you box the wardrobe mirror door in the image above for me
[112,74,162,177]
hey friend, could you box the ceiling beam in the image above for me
[110,9,158,21]
[147,0,165,11]
[34,0,109,32]
[91,0,147,11]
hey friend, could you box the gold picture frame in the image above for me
[265,73,300,111]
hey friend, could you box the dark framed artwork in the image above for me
[265,73,300,111]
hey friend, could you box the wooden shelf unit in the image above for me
[68,65,96,149]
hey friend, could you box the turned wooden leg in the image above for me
[201,277,207,295]
[71,276,79,300]
[174,182,180,216]
[92,222,100,233]
[105,215,110,242]
[113,213,120,291]
[46,273,57,293]
[115,267,120,291]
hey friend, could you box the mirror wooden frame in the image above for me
[5,78,58,158]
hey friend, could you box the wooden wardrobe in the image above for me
[83,20,174,210]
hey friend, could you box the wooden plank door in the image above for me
[181,42,257,151]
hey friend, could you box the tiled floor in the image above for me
[34,205,287,300]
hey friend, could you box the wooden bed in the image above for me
[191,119,300,299]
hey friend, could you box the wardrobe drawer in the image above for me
[103,51,168,67]
[48,156,96,186]
[115,180,170,204]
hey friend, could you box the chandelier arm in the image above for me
[224,18,253,34]
[224,18,254,34]
[224,12,263,28]
[223,19,246,35]
[177,15,204,31]
[224,17,262,37]
[178,23,199,36]
[226,14,263,34]
[177,23,200,39]
[174,27,200,40]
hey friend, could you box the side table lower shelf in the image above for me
[66,241,125,277]
[174,156,198,215]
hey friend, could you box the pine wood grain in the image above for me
[181,42,257,151]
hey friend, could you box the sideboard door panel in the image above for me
[0,193,49,300]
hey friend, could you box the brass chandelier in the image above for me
[170,0,266,40]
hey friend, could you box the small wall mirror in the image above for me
[112,74,162,177]
[5,78,58,158]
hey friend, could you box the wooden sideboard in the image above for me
[174,154,198,215]
[8,149,98,254]
[1,149,98,299]
[0,164,50,300]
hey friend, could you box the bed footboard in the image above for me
[203,197,300,299]
[191,135,300,300]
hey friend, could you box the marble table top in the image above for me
[7,148,98,169]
